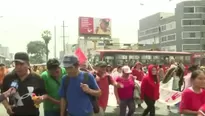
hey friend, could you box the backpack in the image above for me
[63,72,100,114]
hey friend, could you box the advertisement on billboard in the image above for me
[79,17,111,36]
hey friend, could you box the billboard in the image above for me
[79,17,111,36]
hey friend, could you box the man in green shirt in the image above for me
[41,58,66,116]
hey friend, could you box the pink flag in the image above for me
[75,48,87,64]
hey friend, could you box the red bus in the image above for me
[191,53,205,65]
[91,50,192,67]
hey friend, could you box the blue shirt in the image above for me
[59,71,99,116]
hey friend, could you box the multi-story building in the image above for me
[78,38,121,55]
[0,44,10,59]
[138,0,205,52]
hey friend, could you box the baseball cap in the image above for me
[13,52,29,63]
[63,55,79,68]
[122,66,132,74]
[47,58,60,70]
[95,61,107,67]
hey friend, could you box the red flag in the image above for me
[75,48,87,64]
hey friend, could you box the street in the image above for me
[0,86,180,116]
[0,102,179,116]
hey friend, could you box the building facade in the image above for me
[138,0,205,52]
[0,44,10,59]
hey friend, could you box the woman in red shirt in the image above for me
[180,70,205,116]
[115,66,135,116]
[141,64,159,116]
[132,62,144,81]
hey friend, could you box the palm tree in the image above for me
[42,30,51,61]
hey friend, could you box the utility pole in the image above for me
[54,25,57,58]
[62,21,66,56]
[61,21,68,56]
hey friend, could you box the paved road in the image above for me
[0,101,179,116]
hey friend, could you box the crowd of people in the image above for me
[0,52,205,116]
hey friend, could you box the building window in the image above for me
[161,45,176,51]
[167,34,176,41]
[190,33,196,37]
[161,25,166,31]
[139,31,145,36]
[160,22,176,32]
[195,7,205,13]
[139,37,159,45]
[203,20,205,25]
[161,36,167,42]
[184,7,194,13]
[152,28,159,33]
[182,31,204,39]
[182,20,205,26]
[139,27,160,37]
[161,34,176,42]
[183,44,200,50]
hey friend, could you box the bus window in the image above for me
[141,55,152,65]
[184,56,191,64]
[162,56,169,65]
[104,56,114,65]
[128,55,140,66]
[115,55,128,66]
[175,56,184,63]
[153,55,160,64]
[91,55,100,65]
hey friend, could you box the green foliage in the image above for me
[42,30,52,61]
[27,41,46,64]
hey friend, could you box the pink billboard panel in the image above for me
[79,17,111,36]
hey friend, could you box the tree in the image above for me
[27,41,46,64]
[42,30,51,61]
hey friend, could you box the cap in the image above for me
[122,66,132,74]
[47,58,60,70]
[63,55,79,68]
[13,52,29,63]
[95,61,107,67]
[0,63,5,67]
[107,64,112,67]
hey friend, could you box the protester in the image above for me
[0,87,16,103]
[0,63,8,88]
[115,66,135,116]
[158,65,164,81]
[180,70,205,116]
[198,104,205,116]
[111,65,122,80]
[184,64,198,89]
[94,61,122,116]
[41,58,66,116]
[1,52,47,116]
[131,62,144,108]
[132,62,144,81]
[59,55,101,116]
[33,65,40,75]
[141,64,159,116]
[106,64,112,75]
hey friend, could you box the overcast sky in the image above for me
[0,0,182,57]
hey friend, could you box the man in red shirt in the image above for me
[94,61,122,116]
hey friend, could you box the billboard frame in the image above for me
[78,17,112,38]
